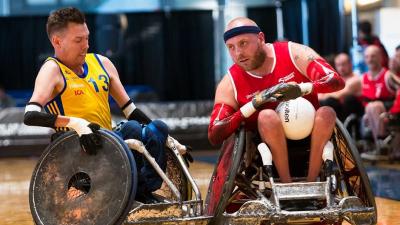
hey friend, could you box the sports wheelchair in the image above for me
[29,129,203,225]
[344,112,400,163]
[28,84,376,225]
[204,119,376,225]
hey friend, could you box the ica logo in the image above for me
[74,90,84,95]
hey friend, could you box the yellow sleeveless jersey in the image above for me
[44,53,112,131]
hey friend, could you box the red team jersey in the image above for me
[390,91,400,114]
[228,42,320,130]
[361,68,395,106]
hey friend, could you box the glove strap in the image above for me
[240,101,257,118]
[66,117,91,136]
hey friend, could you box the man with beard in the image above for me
[208,17,344,183]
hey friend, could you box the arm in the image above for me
[341,76,362,97]
[290,42,345,94]
[387,57,400,91]
[24,60,64,128]
[98,54,151,124]
[208,75,243,145]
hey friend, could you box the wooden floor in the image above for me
[0,157,399,225]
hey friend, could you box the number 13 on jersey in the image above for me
[88,74,109,92]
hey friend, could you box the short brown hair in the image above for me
[46,7,86,39]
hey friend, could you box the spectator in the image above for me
[384,45,400,122]
[358,20,389,69]
[319,53,363,121]
[360,45,396,159]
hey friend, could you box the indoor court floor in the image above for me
[0,150,399,225]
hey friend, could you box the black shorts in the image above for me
[252,133,312,178]
[287,135,311,150]
[286,136,311,177]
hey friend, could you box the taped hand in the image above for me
[67,117,102,155]
[252,83,303,108]
[79,123,102,155]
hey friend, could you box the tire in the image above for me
[30,130,137,225]
[332,119,377,224]
[204,128,245,225]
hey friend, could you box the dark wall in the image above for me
[0,11,215,101]
[0,16,51,90]
[247,0,341,57]
[247,6,277,43]
[282,0,303,43]
[307,0,341,56]
[163,10,215,100]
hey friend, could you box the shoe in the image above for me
[135,192,159,204]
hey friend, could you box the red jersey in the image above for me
[390,91,400,114]
[361,68,395,105]
[228,42,319,130]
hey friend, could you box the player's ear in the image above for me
[257,32,265,43]
[51,35,61,49]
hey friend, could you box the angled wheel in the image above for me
[30,130,137,225]
[204,128,245,225]
[332,119,377,224]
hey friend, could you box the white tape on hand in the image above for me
[298,82,313,95]
[123,102,137,119]
[66,117,91,136]
[240,101,257,118]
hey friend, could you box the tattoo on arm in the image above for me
[307,54,316,62]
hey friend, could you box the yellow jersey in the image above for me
[44,53,112,131]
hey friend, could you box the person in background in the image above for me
[358,20,389,69]
[360,45,396,159]
[319,53,362,121]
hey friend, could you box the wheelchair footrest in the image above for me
[273,181,328,201]
[125,200,210,224]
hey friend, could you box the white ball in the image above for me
[275,97,316,140]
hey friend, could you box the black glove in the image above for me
[273,82,303,101]
[182,145,194,166]
[79,123,102,155]
[252,83,302,109]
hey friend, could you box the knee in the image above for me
[258,109,281,129]
[119,120,142,140]
[144,120,169,145]
[315,106,336,124]
[366,101,385,113]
